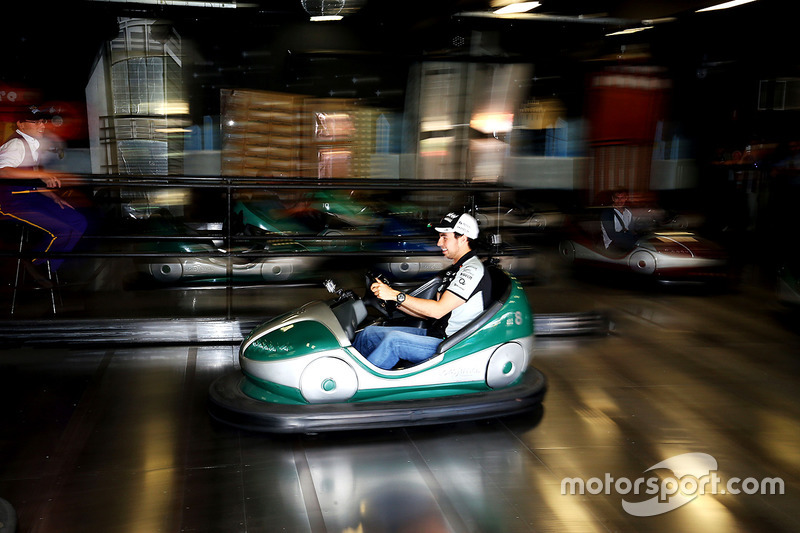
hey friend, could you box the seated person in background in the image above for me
[353,212,491,370]
[0,106,87,278]
[601,188,638,253]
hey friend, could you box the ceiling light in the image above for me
[606,26,653,36]
[642,17,676,25]
[302,0,362,21]
[696,0,757,12]
[494,1,541,15]
[87,0,253,7]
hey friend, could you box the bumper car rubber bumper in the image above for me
[208,368,547,433]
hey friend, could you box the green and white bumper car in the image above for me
[208,265,546,433]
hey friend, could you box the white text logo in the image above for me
[561,453,784,516]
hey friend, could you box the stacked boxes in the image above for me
[222,89,384,179]
[306,98,383,179]
[307,98,356,179]
[221,89,312,177]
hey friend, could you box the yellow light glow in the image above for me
[657,236,697,244]
[420,119,453,132]
[470,112,514,134]
[494,1,541,14]
[153,101,190,115]
[697,0,757,12]
[420,136,453,157]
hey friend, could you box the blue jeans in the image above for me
[353,325,442,370]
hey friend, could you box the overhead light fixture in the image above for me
[301,0,362,21]
[606,26,654,36]
[494,1,541,15]
[87,0,254,7]
[310,15,343,21]
[696,0,757,12]
[642,17,676,25]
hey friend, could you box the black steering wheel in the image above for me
[364,271,397,317]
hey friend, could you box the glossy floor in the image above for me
[1,276,799,532]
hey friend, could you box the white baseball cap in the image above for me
[434,212,479,239]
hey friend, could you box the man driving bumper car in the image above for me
[354,212,491,369]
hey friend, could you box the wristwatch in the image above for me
[395,292,406,305]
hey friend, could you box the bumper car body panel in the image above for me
[209,268,546,432]
[562,231,728,281]
[208,367,546,433]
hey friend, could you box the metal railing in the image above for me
[2,175,524,318]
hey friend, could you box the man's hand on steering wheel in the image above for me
[364,272,397,315]
[370,279,400,303]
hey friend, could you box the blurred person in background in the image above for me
[0,105,87,282]
[601,188,638,252]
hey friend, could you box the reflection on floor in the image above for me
[1,270,799,532]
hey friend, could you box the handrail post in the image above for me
[226,176,233,321]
